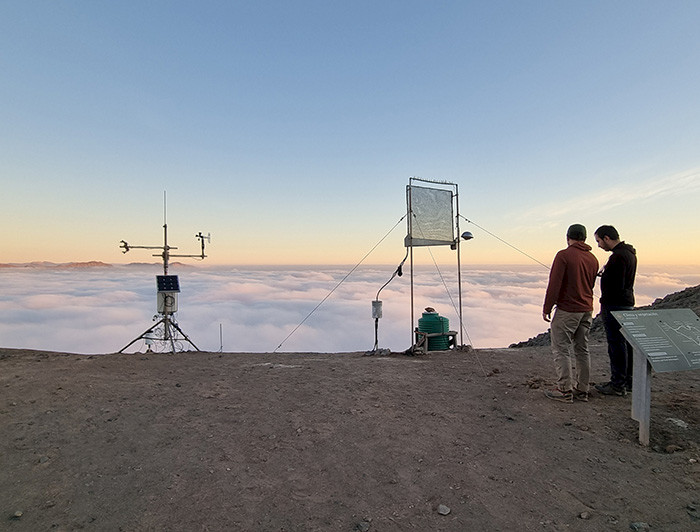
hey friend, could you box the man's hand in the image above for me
[542,311,551,323]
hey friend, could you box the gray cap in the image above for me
[567,224,587,241]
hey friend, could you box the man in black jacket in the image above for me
[593,225,637,396]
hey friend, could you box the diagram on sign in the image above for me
[659,319,700,347]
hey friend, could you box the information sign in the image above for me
[612,309,700,373]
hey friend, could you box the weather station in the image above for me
[118,194,210,354]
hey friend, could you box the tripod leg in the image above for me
[169,320,200,351]
[118,319,165,353]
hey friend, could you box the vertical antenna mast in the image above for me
[163,191,169,275]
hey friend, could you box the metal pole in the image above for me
[455,184,464,346]
[410,246,414,348]
[631,348,652,446]
[163,223,169,275]
[407,185,414,348]
[163,191,169,275]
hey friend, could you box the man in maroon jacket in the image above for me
[542,224,599,403]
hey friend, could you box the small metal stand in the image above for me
[411,328,459,355]
[118,194,210,354]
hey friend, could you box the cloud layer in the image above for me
[1,265,698,354]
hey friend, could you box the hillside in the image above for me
[510,284,700,348]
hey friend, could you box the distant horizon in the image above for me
[2,260,699,271]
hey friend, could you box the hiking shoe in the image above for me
[544,388,573,403]
[625,382,633,393]
[595,381,626,396]
[573,389,589,402]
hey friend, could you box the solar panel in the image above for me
[156,275,180,292]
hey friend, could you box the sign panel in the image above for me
[612,309,700,373]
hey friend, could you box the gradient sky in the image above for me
[2,1,699,266]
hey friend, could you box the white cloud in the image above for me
[0,264,697,354]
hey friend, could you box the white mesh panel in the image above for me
[405,185,454,247]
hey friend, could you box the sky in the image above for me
[2,1,700,267]
[2,264,698,354]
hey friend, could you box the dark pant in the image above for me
[601,305,634,388]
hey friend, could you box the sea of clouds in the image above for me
[1,264,698,354]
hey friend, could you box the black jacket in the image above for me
[599,242,637,307]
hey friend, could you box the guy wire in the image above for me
[460,215,550,270]
[273,214,407,352]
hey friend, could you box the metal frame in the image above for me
[406,177,464,350]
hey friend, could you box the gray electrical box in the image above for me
[157,292,178,313]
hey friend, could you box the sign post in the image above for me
[612,308,700,446]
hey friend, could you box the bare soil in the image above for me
[1,344,699,531]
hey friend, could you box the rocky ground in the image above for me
[1,339,699,531]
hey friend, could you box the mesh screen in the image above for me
[405,185,454,247]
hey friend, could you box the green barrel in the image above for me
[418,311,450,350]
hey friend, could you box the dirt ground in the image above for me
[1,343,699,532]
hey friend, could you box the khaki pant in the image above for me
[550,308,592,392]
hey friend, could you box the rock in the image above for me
[665,444,683,454]
[355,520,371,531]
[666,417,689,429]
[579,511,591,519]
[437,504,451,516]
[629,522,651,531]
[11,511,23,519]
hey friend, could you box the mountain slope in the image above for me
[510,284,700,348]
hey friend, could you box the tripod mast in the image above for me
[117,193,209,354]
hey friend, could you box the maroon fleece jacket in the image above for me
[543,241,599,314]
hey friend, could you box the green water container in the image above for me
[418,311,450,350]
